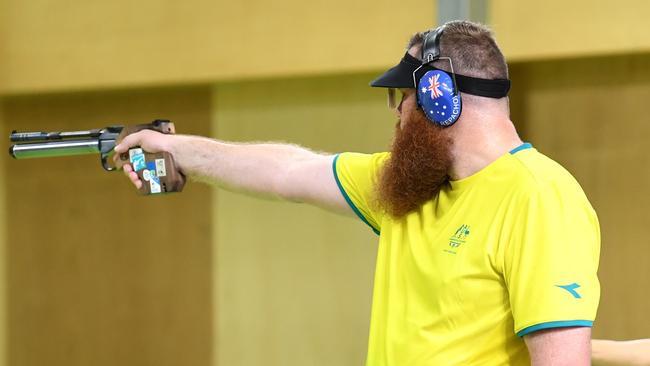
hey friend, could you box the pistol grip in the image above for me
[127,149,185,195]
[116,119,184,195]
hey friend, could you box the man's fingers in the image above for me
[114,130,146,154]
[113,151,128,168]
[131,173,143,189]
[114,130,166,192]
[122,163,143,189]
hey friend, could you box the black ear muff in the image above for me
[415,26,462,127]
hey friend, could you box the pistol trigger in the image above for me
[101,153,116,171]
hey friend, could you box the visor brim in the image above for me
[369,53,420,89]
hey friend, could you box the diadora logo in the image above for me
[556,283,582,299]
[444,224,471,254]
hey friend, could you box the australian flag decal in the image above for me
[425,74,444,98]
[418,70,461,126]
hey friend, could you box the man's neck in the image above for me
[447,107,523,181]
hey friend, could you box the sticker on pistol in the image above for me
[155,159,167,177]
[129,148,146,172]
[149,173,162,194]
[129,148,142,160]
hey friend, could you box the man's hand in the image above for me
[524,327,591,366]
[592,338,650,366]
[114,129,175,190]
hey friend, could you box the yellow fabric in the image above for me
[334,147,600,366]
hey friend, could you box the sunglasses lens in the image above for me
[387,88,397,109]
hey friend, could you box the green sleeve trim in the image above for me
[517,320,593,337]
[332,154,380,235]
[509,142,533,155]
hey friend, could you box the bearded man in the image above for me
[116,20,600,366]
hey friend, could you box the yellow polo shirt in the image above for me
[333,144,600,365]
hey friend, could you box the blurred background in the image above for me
[0,0,648,365]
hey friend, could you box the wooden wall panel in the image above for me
[4,0,650,94]
[213,73,393,366]
[509,53,650,339]
[0,101,7,366]
[0,0,434,94]
[491,0,650,61]
[2,87,213,366]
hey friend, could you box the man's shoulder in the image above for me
[507,148,589,201]
[510,148,577,184]
[336,151,390,172]
[338,151,390,161]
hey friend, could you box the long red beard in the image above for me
[377,109,453,218]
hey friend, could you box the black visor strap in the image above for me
[407,53,510,98]
[370,52,511,98]
[453,73,511,98]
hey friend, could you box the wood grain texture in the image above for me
[0,102,7,366]
[0,0,434,94]
[213,73,393,366]
[491,0,650,61]
[510,53,650,339]
[2,87,213,366]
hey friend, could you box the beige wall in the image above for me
[212,73,394,366]
[491,0,650,61]
[509,53,650,339]
[0,101,6,366]
[4,0,650,94]
[2,88,214,366]
[0,0,434,94]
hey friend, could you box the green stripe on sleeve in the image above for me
[332,154,380,235]
[517,320,593,337]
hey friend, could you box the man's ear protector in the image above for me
[415,26,462,127]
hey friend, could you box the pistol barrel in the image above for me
[9,139,101,159]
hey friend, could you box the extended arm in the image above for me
[524,327,592,366]
[114,130,351,214]
[592,338,650,366]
